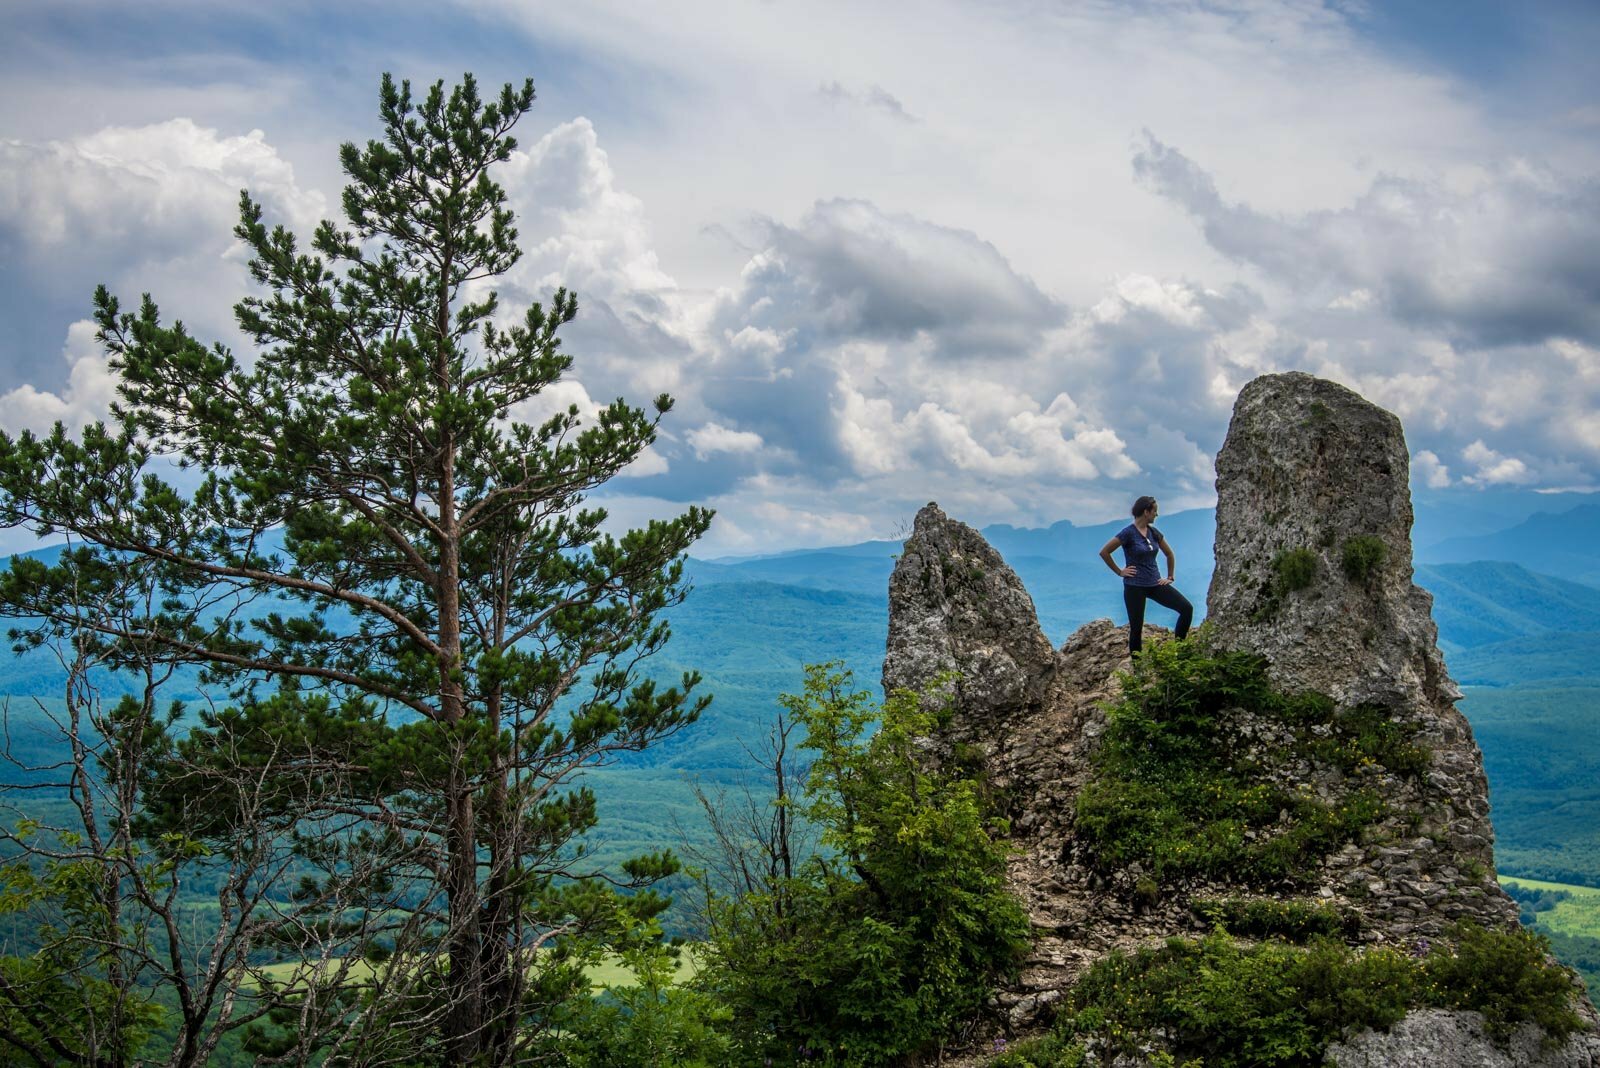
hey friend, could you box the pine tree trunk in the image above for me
[444,773,484,1062]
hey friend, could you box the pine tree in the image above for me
[0,73,710,1064]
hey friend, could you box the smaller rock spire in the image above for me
[882,502,1056,719]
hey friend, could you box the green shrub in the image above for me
[696,665,1032,1066]
[1191,897,1361,942]
[1307,704,1430,778]
[1423,924,1586,1043]
[988,1033,1087,1067]
[1254,548,1319,620]
[558,922,737,1068]
[1295,938,1416,1036]
[1058,934,1329,1066]
[1341,536,1388,584]
[1074,636,1418,888]
[1037,926,1585,1067]
[1273,548,1319,594]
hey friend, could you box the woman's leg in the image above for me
[1146,584,1194,639]
[1123,585,1148,654]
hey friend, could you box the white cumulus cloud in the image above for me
[687,422,765,459]
[1412,450,1452,489]
[1462,440,1533,486]
[0,321,119,435]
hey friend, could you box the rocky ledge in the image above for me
[884,372,1599,1065]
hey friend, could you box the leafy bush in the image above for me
[1191,896,1361,942]
[1423,923,1586,1042]
[1341,536,1388,584]
[988,1031,1087,1066]
[1008,926,1586,1068]
[1074,636,1419,888]
[1307,704,1430,778]
[557,923,736,1068]
[1058,933,1349,1066]
[1253,548,1319,620]
[696,664,1032,1066]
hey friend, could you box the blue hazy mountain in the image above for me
[1416,500,1600,585]
[1417,561,1600,655]
[1411,486,1600,547]
[4,499,1600,888]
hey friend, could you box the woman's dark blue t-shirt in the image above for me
[1116,523,1165,587]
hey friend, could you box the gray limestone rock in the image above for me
[883,373,1590,1067]
[1326,1009,1600,1067]
[881,502,1057,719]
[1206,371,1457,711]
[1203,371,1514,930]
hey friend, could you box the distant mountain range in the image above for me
[1418,501,1600,586]
[3,493,1599,888]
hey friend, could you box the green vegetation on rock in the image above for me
[1254,548,1319,620]
[1274,548,1320,593]
[1190,896,1361,942]
[1342,535,1388,584]
[990,925,1586,1067]
[1074,634,1423,887]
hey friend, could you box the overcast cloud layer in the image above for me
[1,0,1598,554]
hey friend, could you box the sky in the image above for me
[2,0,1598,556]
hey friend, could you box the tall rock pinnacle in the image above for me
[1206,371,1456,710]
[1204,372,1506,930]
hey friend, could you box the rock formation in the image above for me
[1205,372,1511,939]
[882,372,1598,1065]
[1207,371,1458,712]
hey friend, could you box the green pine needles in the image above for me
[0,72,711,1065]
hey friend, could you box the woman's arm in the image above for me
[1099,536,1134,578]
[1158,540,1176,585]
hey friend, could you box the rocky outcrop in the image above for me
[882,372,1596,1065]
[1204,371,1513,938]
[1207,373,1455,710]
[882,503,1057,719]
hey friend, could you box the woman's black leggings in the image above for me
[1123,583,1194,653]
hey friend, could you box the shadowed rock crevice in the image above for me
[882,372,1597,1065]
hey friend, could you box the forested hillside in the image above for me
[7,514,1598,890]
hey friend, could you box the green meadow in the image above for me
[1500,877,1600,940]
[252,948,700,992]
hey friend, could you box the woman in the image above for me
[1098,495,1193,656]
